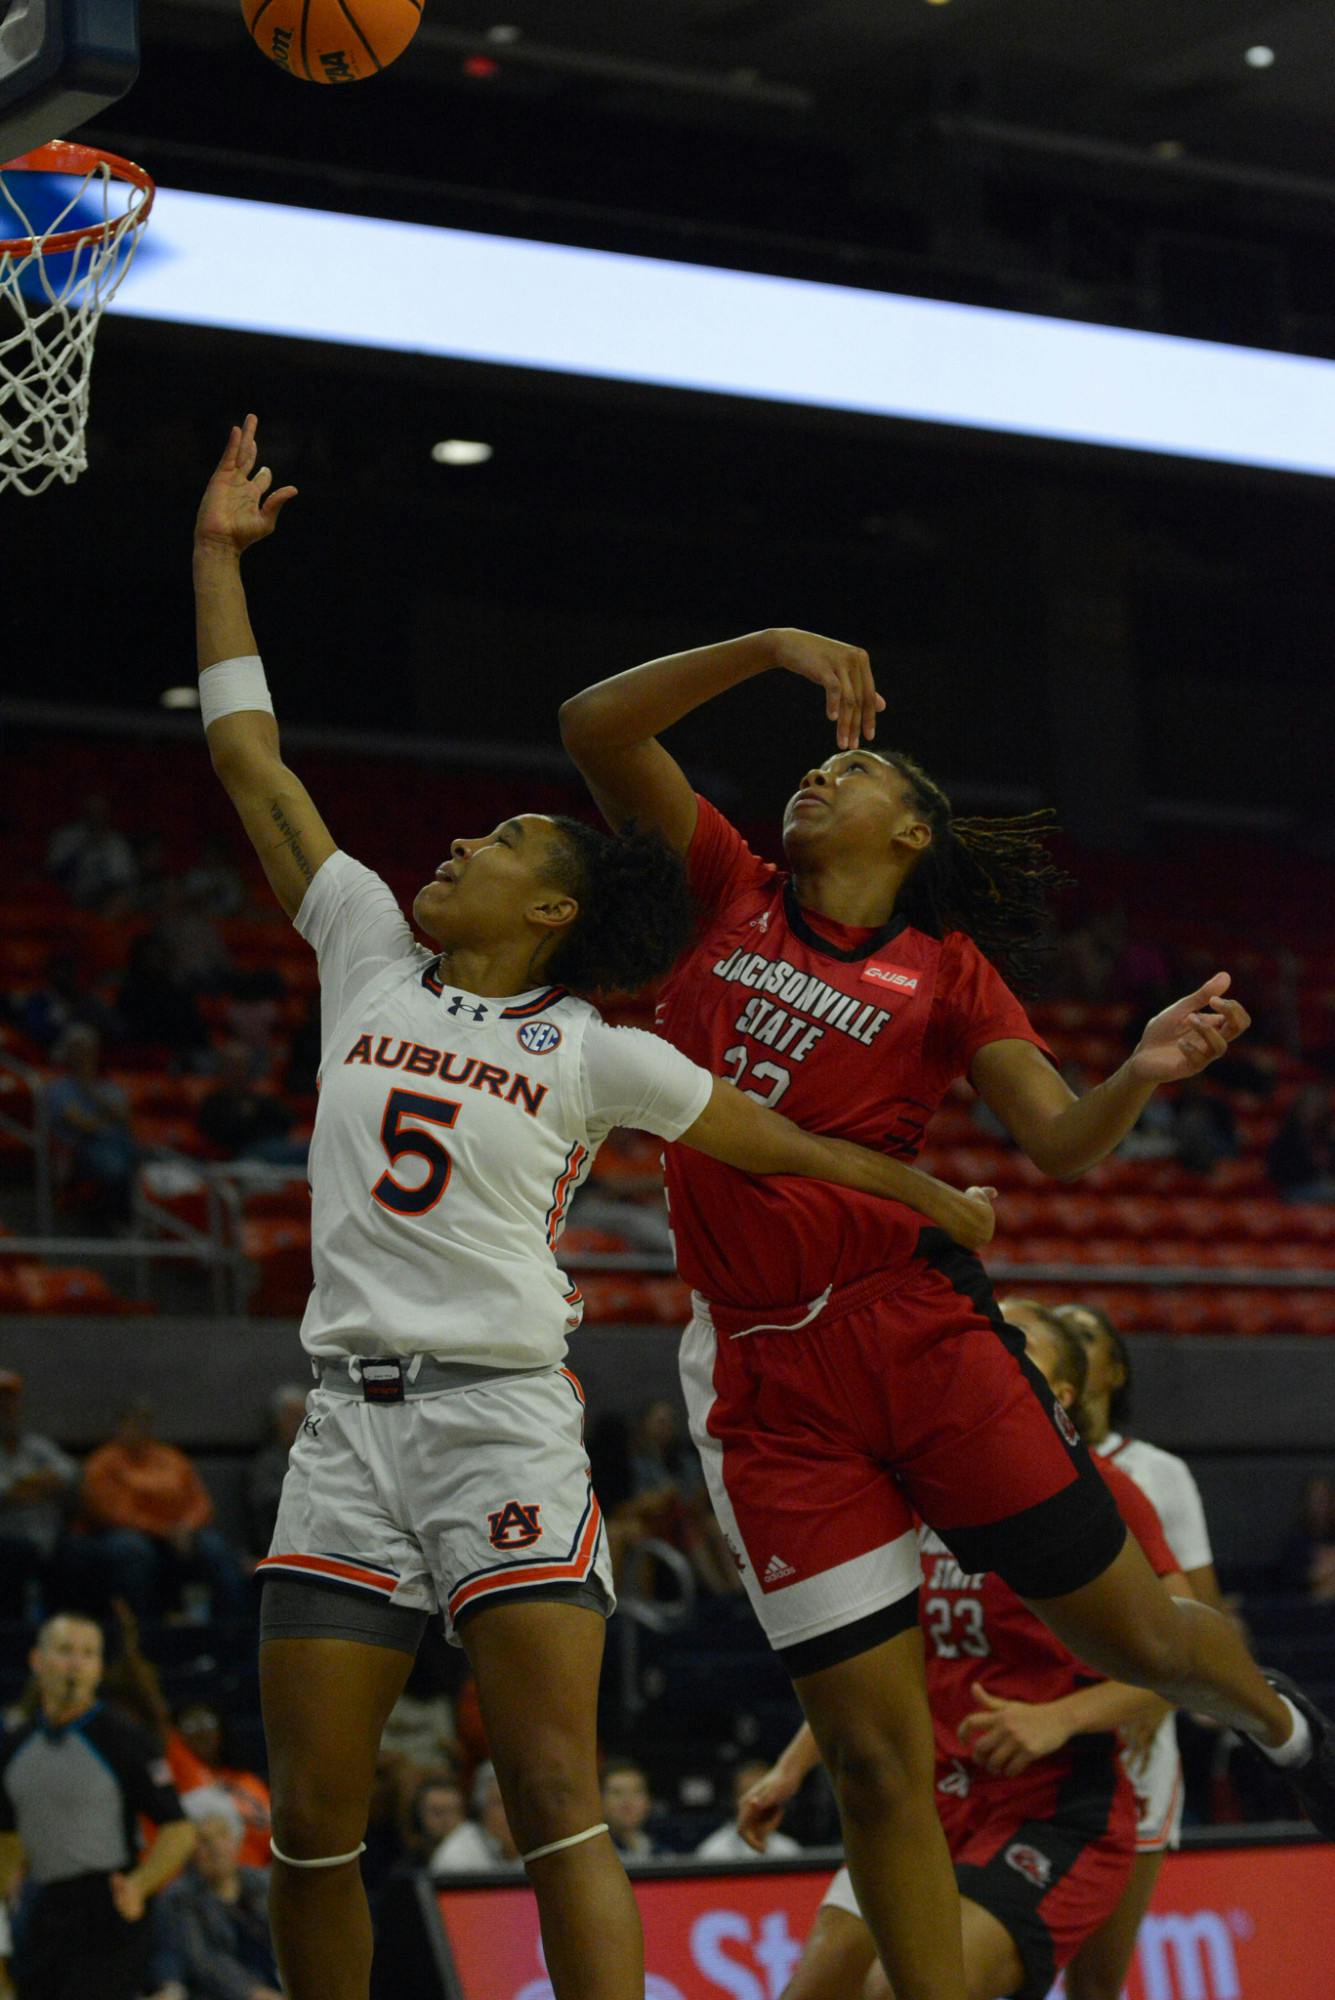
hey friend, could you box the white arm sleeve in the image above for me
[293,850,422,1056]
[1156,1456,1215,1573]
[579,1022,714,1143]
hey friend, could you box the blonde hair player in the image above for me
[191,415,998,2000]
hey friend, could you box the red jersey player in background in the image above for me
[738,1301,1183,2000]
[561,627,1334,2000]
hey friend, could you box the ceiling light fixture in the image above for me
[160,686,200,709]
[1244,45,1275,68]
[431,440,493,466]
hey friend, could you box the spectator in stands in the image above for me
[630,1398,742,1595]
[46,1023,141,1221]
[163,1791,282,2000]
[379,1629,463,1773]
[429,1762,521,1873]
[153,880,233,994]
[130,833,174,917]
[1268,1084,1335,1201]
[696,1761,802,1861]
[1173,1074,1239,1177]
[402,1774,468,1865]
[197,1041,307,1167]
[243,1384,308,1558]
[600,1757,660,1862]
[46,792,138,913]
[76,1399,248,1620]
[15,946,118,1053]
[1276,1474,1335,1602]
[180,836,247,920]
[173,1703,273,1870]
[0,1369,77,1621]
[117,930,210,1061]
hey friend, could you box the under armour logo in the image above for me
[301,1413,323,1440]
[447,995,489,1021]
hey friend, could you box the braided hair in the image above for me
[538,817,695,996]
[879,751,1070,994]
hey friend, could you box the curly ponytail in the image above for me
[539,818,695,996]
[883,752,1070,994]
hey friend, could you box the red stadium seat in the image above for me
[241,1218,312,1315]
[1,1263,146,1315]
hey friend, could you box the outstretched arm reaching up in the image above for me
[193,414,334,918]
[559,628,884,850]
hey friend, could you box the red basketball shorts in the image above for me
[679,1231,1125,1676]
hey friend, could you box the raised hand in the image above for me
[1128,972,1251,1086]
[768,628,885,751]
[194,413,297,557]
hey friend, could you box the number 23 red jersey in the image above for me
[656,797,1052,1309]
[922,1455,1180,1804]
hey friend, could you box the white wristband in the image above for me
[0,1901,11,1955]
[199,654,275,729]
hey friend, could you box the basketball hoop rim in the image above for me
[0,140,156,257]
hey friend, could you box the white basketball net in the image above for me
[0,155,152,496]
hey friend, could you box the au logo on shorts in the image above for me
[1004,1841,1053,1889]
[516,1019,562,1055]
[488,1500,543,1550]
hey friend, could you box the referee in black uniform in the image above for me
[0,1612,197,2000]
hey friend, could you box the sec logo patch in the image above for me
[517,1019,563,1055]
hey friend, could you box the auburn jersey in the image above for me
[295,852,712,1368]
[656,797,1051,1308]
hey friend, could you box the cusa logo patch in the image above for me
[1053,1399,1081,1448]
[487,1500,542,1549]
[517,1020,562,1054]
[861,961,920,992]
[1005,1841,1052,1888]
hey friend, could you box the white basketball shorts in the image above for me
[258,1360,614,1644]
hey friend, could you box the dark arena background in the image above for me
[2,5,1334,1998]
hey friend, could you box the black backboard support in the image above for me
[0,0,139,164]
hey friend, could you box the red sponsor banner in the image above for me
[436,1840,1335,2000]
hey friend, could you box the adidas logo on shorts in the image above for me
[763,1553,797,1585]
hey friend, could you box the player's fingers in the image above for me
[1188,1018,1229,1059]
[1219,998,1251,1038]
[971,1683,1006,1710]
[856,653,879,740]
[833,663,858,750]
[263,485,299,518]
[1187,971,1231,1007]
[213,425,241,474]
[252,464,273,497]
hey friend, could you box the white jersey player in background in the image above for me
[1054,1300,1226,2000]
[191,417,999,2000]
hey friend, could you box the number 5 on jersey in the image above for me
[373,1089,461,1216]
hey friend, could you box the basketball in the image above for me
[242,0,422,83]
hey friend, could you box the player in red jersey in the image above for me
[561,628,1335,2000]
[739,1301,1183,2000]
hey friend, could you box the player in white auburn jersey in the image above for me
[1054,1300,1226,2000]
[191,418,1000,2000]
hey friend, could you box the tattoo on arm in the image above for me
[269,799,314,884]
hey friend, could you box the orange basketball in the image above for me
[243,0,422,83]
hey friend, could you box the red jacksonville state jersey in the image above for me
[656,797,1052,1308]
[923,1456,1179,1808]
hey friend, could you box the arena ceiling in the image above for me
[84,0,1333,354]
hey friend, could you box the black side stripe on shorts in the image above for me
[913,1228,1127,1600]
[954,1733,1123,2000]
